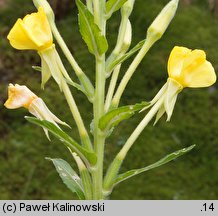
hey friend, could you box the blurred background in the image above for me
[0,0,218,200]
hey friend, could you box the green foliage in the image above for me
[114,145,195,186]
[47,158,85,200]
[99,101,150,131]
[106,0,128,19]
[76,0,108,55]
[25,117,97,165]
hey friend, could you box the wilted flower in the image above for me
[142,46,216,123]
[4,84,68,138]
[7,7,71,90]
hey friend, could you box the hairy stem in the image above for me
[92,0,106,200]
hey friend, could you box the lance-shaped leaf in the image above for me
[47,158,85,200]
[106,0,128,19]
[106,39,146,74]
[76,0,108,55]
[114,145,196,187]
[25,117,97,165]
[99,101,150,131]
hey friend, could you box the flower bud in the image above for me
[120,19,132,53]
[147,0,179,41]
[121,0,135,17]
[33,0,55,23]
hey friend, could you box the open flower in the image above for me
[4,84,68,138]
[7,7,71,90]
[168,46,216,88]
[7,7,53,51]
[142,46,216,123]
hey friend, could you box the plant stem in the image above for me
[105,64,121,112]
[62,80,93,151]
[50,22,95,100]
[92,0,106,200]
[103,96,164,191]
[111,36,156,108]
[92,54,106,199]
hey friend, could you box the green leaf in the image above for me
[106,0,128,19]
[76,0,108,55]
[99,101,150,131]
[114,145,196,186]
[106,39,146,74]
[25,117,97,165]
[47,158,85,200]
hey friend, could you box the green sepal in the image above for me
[99,101,150,131]
[47,158,85,200]
[76,0,108,55]
[25,117,97,165]
[114,145,196,187]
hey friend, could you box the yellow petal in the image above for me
[7,19,39,50]
[7,7,53,51]
[23,7,53,50]
[4,84,38,109]
[168,46,191,79]
[181,60,216,88]
[168,46,216,88]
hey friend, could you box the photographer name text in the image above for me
[2,202,105,213]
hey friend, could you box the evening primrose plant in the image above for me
[4,0,216,200]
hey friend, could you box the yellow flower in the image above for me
[7,7,53,51]
[168,46,216,88]
[4,84,38,109]
[142,46,216,123]
[7,7,72,90]
[4,84,69,139]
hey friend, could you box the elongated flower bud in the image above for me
[33,0,55,23]
[120,19,132,53]
[121,0,135,17]
[147,0,179,41]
